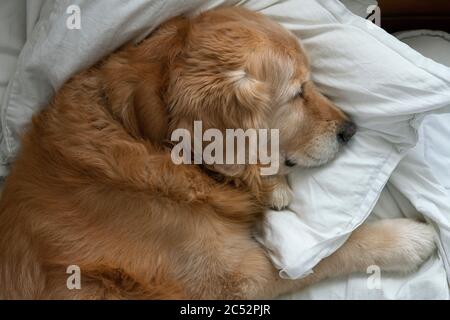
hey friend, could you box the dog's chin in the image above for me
[303,154,337,168]
[286,141,341,170]
[295,154,336,169]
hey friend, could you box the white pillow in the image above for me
[1,0,449,280]
[256,1,450,278]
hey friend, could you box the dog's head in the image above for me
[133,7,356,176]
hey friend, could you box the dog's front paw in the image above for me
[270,182,293,211]
[376,219,437,273]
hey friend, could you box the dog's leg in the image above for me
[268,175,293,211]
[242,218,436,299]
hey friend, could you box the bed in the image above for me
[1,0,449,299]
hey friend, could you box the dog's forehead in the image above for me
[246,44,310,85]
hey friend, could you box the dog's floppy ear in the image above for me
[231,73,271,130]
[101,16,189,145]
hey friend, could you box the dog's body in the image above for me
[0,8,435,299]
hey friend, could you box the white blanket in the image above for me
[1,0,449,299]
[284,116,450,299]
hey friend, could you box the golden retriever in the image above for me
[0,7,435,299]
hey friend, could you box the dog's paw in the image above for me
[376,219,437,273]
[270,183,293,211]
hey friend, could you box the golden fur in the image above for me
[0,7,435,299]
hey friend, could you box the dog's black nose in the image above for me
[284,159,297,167]
[337,121,357,144]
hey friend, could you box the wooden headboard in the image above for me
[378,0,450,33]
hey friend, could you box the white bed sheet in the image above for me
[283,131,450,300]
[0,0,26,107]
[0,0,46,131]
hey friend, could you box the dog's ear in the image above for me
[101,16,189,145]
[231,74,271,130]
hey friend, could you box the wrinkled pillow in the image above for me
[256,1,450,278]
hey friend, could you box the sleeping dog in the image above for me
[0,7,435,299]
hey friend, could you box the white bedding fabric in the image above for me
[0,0,26,111]
[256,1,450,281]
[284,31,450,300]
[0,0,449,300]
[396,30,450,68]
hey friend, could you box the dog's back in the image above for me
[0,60,265,298]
